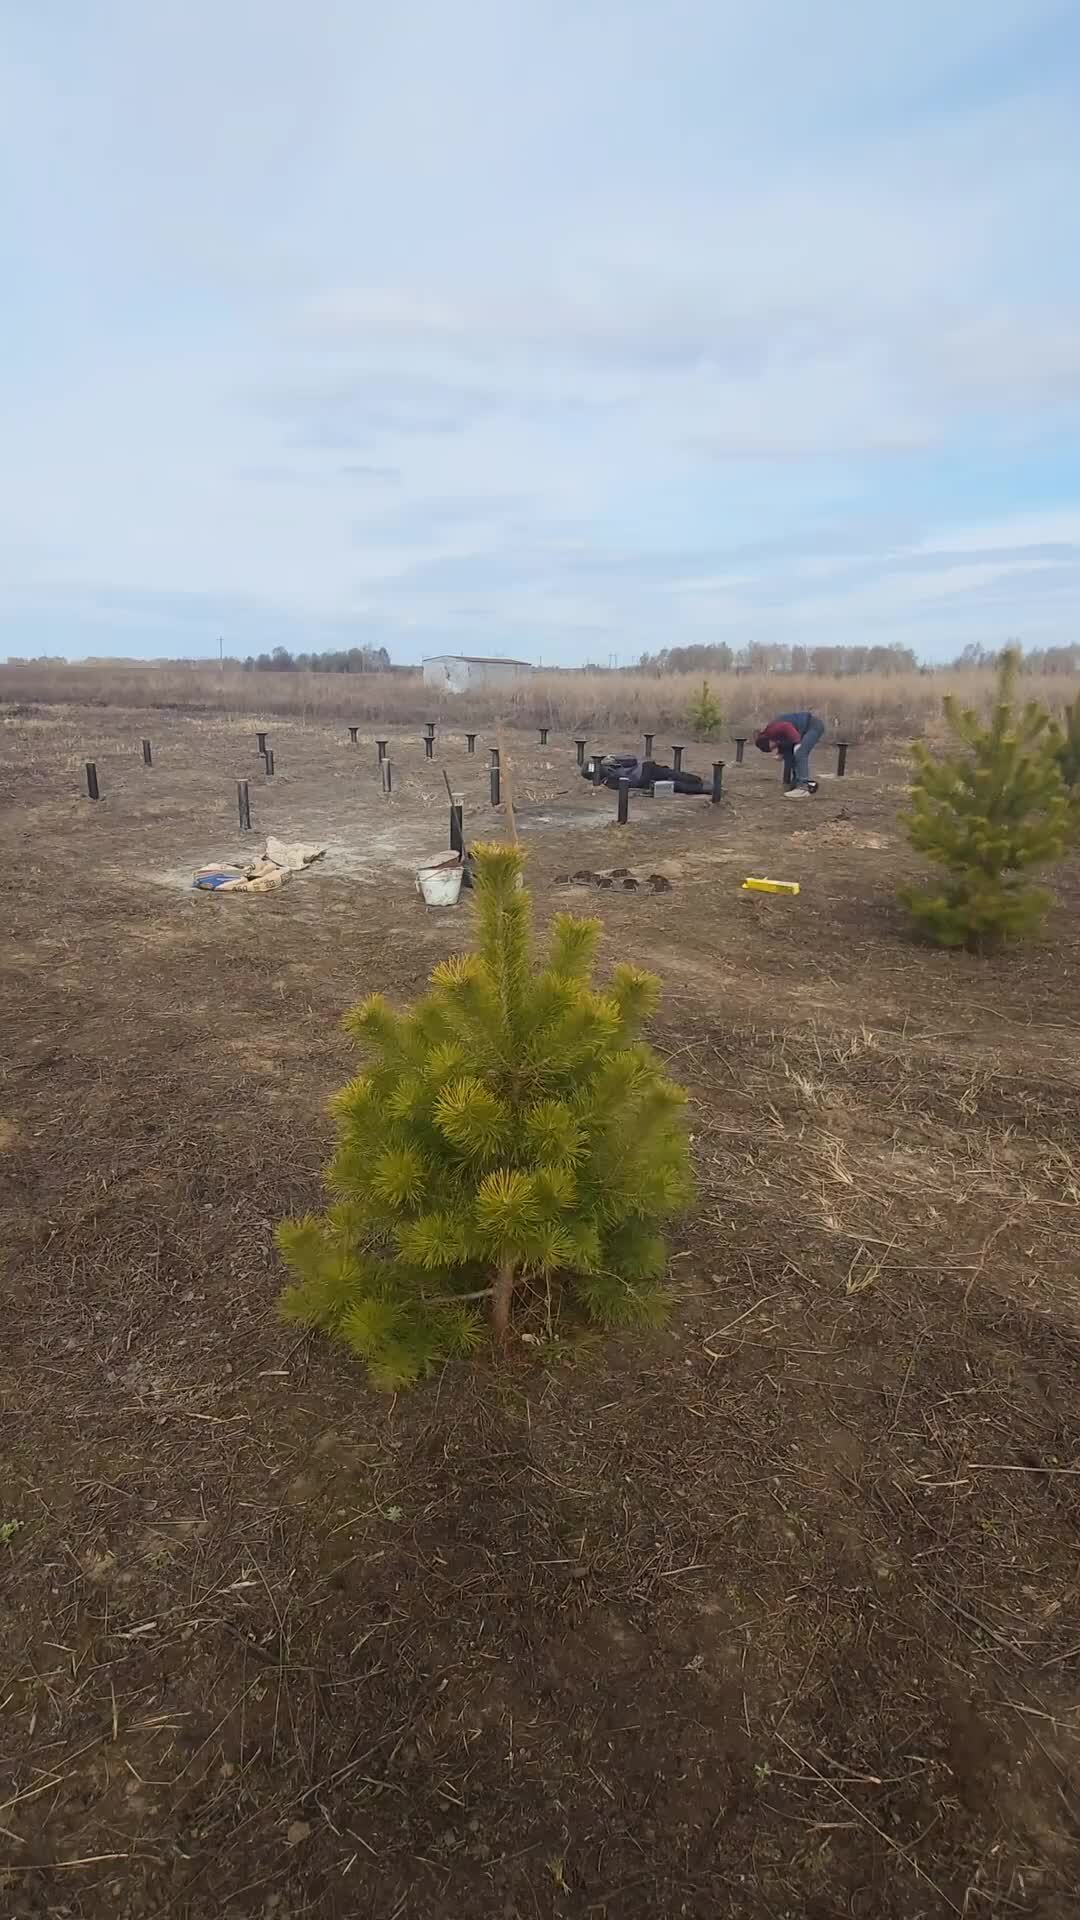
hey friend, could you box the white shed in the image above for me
[422,654,533,694]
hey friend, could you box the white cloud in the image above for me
[916,508,1080,556]
[2,0,1080,661]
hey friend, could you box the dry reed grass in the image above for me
[2,659,1078,743]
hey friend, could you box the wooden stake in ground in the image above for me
[496,723,518,844]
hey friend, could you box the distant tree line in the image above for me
[2,648,395,671]
[238,645,393,673]
[5,640,1076,677]
[635,642,919,676]
[635,641,1080,677]
[949,642,1080,674]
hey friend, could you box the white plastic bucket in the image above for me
[416,853,463,906]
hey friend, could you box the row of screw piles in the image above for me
[82,722,849,818]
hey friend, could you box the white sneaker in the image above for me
[784,786,810,798]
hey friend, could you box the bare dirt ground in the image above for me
[3,703,1080,1920]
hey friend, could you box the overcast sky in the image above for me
[4,1,1080,665]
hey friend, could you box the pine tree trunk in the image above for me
[492,1258,516,1347]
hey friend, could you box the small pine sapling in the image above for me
[1052,698,1080,839]
[687,679,723,739]
[277,843,693,1389]
[900,648,1068,949]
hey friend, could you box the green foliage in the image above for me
[277,843,693,1390]
[1052,699,1080,840]
[687,678,723,739]
[899,649,1068,949]
[1056,700,1080,786]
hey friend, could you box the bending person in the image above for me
[754,710,824,796]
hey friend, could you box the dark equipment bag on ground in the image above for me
[581,753,705,796]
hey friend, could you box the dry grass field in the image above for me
[3,695,1080,1918]
[4,657,1080,744]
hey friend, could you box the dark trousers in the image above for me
[789,716,823,785]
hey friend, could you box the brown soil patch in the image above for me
[2,706,1080,1918]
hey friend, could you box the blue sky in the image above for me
[3,0,1080,666]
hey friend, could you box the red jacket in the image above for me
[755,720,800,750]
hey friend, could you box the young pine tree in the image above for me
[1052,698,1080,840]
[277,844,693,1390]
[687,679,723,739]
[900,649,1068,949]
